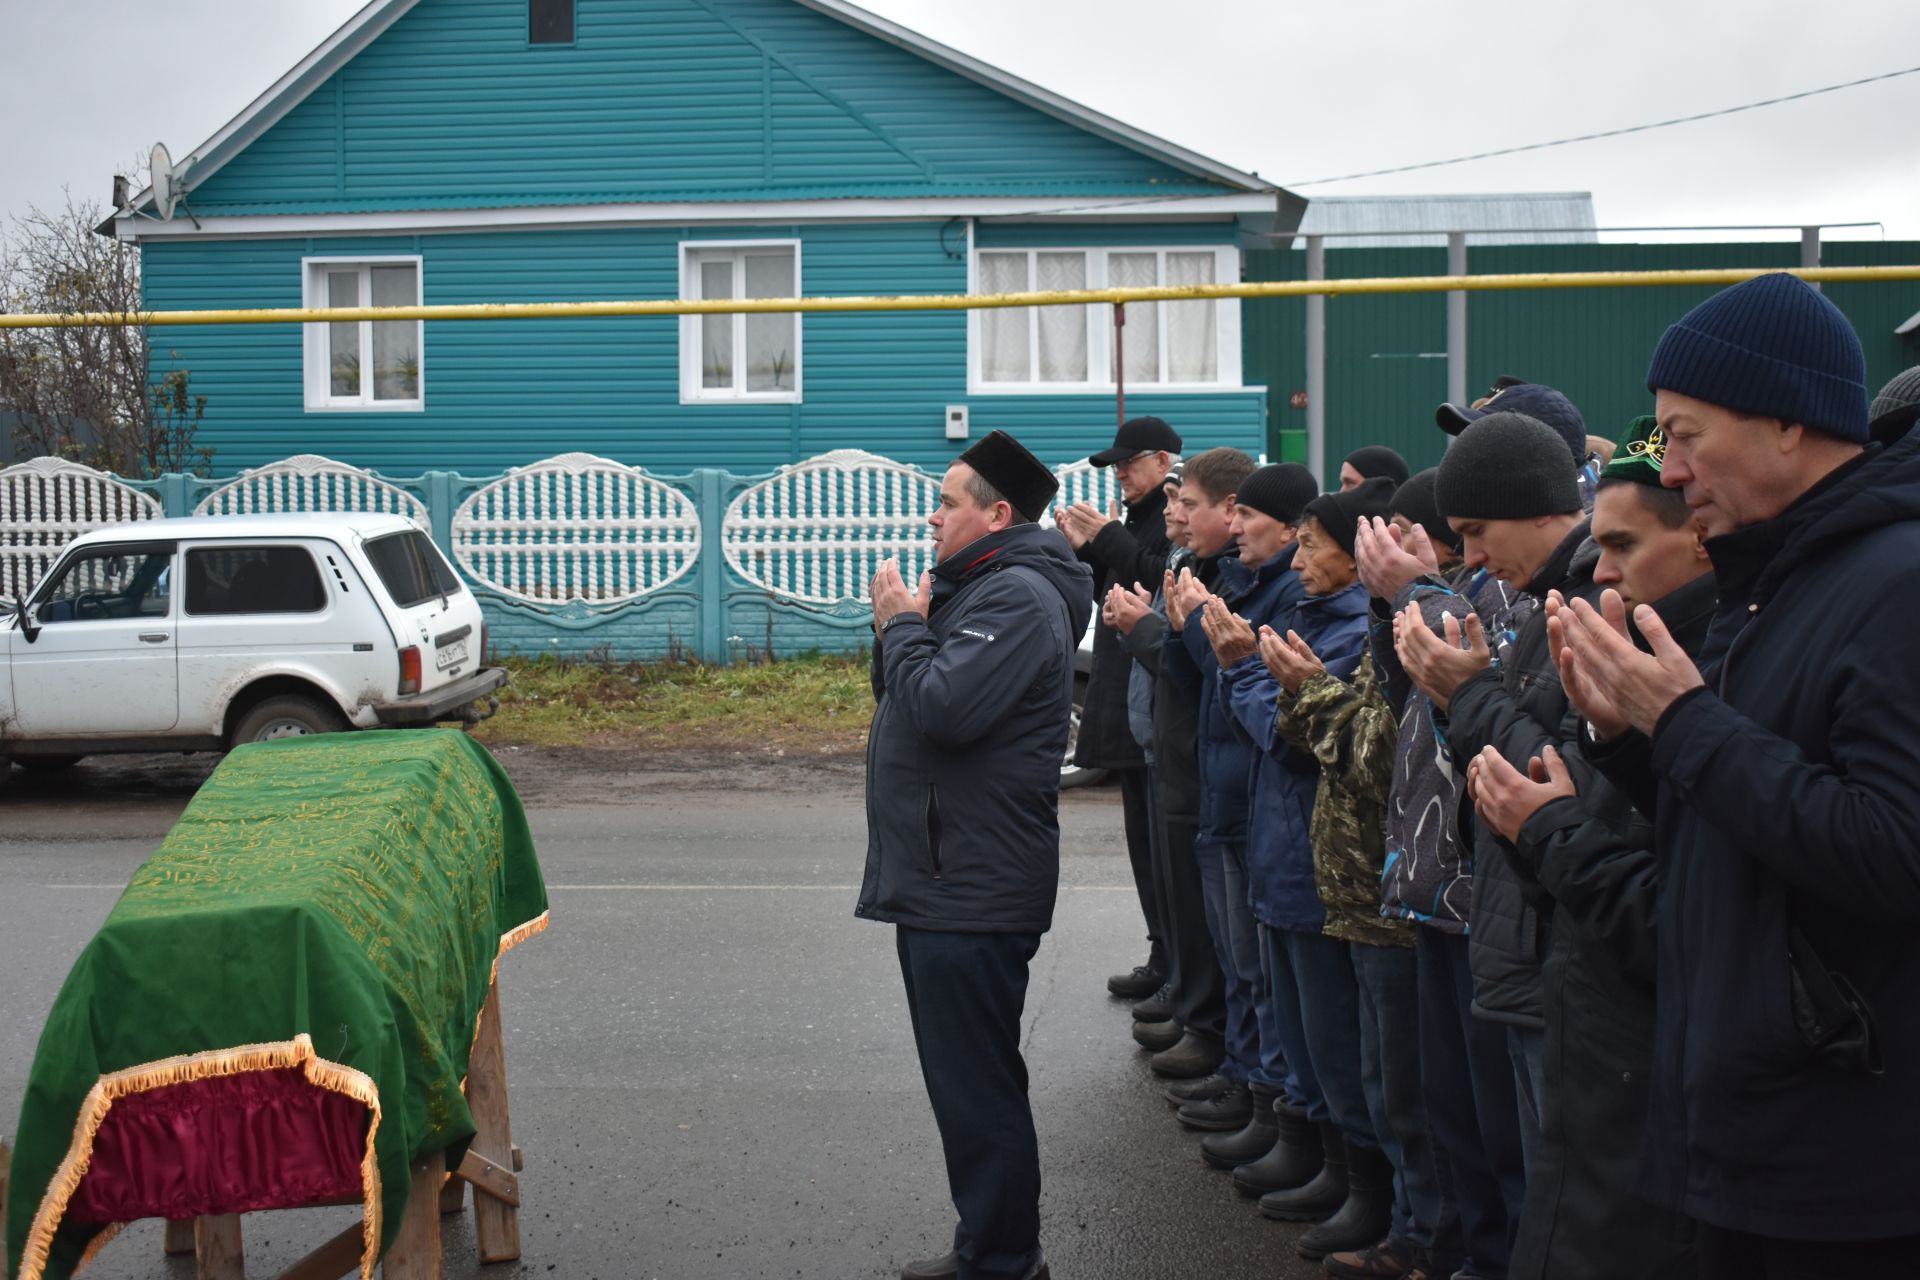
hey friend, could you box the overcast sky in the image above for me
[7,0,1918,242]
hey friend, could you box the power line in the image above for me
[1286,64,1920,187]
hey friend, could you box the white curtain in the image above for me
[1035,252,1087,383]
[1165,251,1217,383]
[370,264,419,401]
[326,270,359,397]
[743,252,795,393]
[979,252,1030,382]
[1109,252,1159,383]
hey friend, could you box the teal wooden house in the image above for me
[110,0,1293,476]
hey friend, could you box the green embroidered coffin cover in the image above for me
[7,729,547,1280]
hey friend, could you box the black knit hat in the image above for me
[1342,445,1411,487]
[1870,365,1920,444]
[1304,476,1398,557]
[1435,413,1583,521]
[1390,468,1458,550]
[957,430,1059,521]
[1646,273,1868,441]
[1234,462,1320,525]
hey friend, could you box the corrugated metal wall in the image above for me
[1245,241,1920,487]
[143,220,1266,476]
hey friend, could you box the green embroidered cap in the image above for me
[1600,414,1667,486]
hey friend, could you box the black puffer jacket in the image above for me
[1443,521,1605,1028]
[1504,572,1714,1280]
[858,523,1094,934]
[1594,429,1920,1241]
[1075,487,1172,770]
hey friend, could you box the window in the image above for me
[185,547,327,615]
[530,0,574,44]
[680,242,801,403]
[32,545,174,623]
[364,530,462,609]
[303,258,423,409]
[970,244,1241,393]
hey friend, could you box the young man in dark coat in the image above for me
[1058,416,1180,1002]
[1466,415,1711,1280]
[1556,273,1920,1277]
[861,429,1093,1280]
[1394,412,1607,1181]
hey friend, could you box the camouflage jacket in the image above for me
[1274,642,1413,948]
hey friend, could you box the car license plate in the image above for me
[435,638,468,671]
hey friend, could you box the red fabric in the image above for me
[66,1068,369,1224]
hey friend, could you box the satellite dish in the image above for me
[150,143,178,221]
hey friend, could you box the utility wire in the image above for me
[1286,65,1920,186]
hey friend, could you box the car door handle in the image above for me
[138,632,170,643]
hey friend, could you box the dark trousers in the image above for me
[1197,836,1259,1081]
[1116,767,1165,975]
[1260,925,1372,1146]
[1695,1224,1920,1279]
[1354,941,1446,1252]
[1417,926,1526,1277]
[1147,782,1226,1043]
[897,926,1045,1280]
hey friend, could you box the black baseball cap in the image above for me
[1090,416,1183,466]
[1436,382,1587,464]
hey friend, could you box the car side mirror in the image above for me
[14,595,39,644]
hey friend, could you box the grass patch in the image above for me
[472,649,873,753]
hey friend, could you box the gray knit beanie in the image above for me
[1435,413,1583,521]
[1870,365,1920,444]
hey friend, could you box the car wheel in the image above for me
[229,694,349,749]
[1060,674,1109,791]
[16,754,86,771]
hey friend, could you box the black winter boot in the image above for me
[1162,1070,1232,1106]
[1130,981,1175,1022]
[1131,1018,1182,1051]
[1149,1031,1223,1079]
[1200,1083,1280,1170]
[1231,1099,1323,1197]
[1176,1080,1254,1132]
[1107,964,1163,1000]
[1258,1123,1348,1222]
[1296,1140,1396,1261]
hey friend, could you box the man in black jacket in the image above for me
[1556,273,1920,1277]
[1465,415,1710,1280]
[861,429,1092,1280]
[1058,416,1180,1001]
[1394,411,1604,1180]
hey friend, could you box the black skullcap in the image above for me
[1390,468,1458,551]
[1435,413,1583,521]
[1234,463,1320,525]
[1304,477,1398,558]
[957,430,1059,522]
[1342,445,1411,488]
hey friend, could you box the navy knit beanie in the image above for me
[1390,468,1459,550]
[1305,477,1398,557]
[1235,463,1320,525]
[1436,413,1583,521]
[1646,273,1868,441]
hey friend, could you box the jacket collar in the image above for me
[1525,519,1594,598]
[1637,571,1717,659]
[1219,541,1298,600]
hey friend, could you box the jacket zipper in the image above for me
[926,786,944,880]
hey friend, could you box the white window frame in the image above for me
[678,239,803,405]
[966,240,1246,395]
[301,256,425,412]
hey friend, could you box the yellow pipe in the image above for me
[2,265,1917,329]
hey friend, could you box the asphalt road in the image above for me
[0,752,1326,1280]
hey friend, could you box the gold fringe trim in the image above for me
[19,1034,383,1280]
[463,908,552,1085]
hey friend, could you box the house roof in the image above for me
[123,0,1275,220]
[1288,193,1599,248]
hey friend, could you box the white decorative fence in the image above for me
[1053,458,1119,516]
[194,453,428,522]
[722,449,940,605]
[0,458,162,601]
[451,452,700,606]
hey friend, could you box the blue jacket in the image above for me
[858,523,1094,935]
[1164,545,1304,852]
[1221,581,1370,930]
[1594,429,1920,1240]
